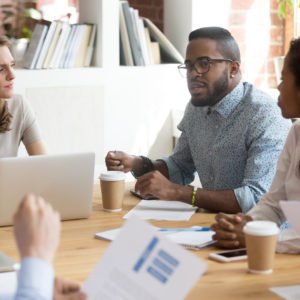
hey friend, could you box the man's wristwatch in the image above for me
[131,156,154,178]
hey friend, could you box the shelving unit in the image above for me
[15,0,190,170]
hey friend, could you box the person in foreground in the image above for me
[106,27,290,213]
[212,37,300,253]
[0,36,46,157]
[13,194,86,299]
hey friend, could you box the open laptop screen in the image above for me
[0,152,95,226]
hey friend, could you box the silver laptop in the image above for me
[0,152,95,226]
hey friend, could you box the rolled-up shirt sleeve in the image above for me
[14,257,54,300]
[233,106,291,213]
[247,124,296,224]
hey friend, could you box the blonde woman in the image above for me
[0,36,45,157]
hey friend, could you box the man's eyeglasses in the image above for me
[177,57,233,77]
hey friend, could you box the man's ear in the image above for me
[230,61,240,77]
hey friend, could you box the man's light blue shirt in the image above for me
[14,257,54,300]
[162,82,291,212]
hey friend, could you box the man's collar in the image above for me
[209,82,244,118]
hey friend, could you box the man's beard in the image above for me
[191,70,229,107]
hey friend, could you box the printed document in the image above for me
[123,200,197,221]
[83,217,206,299]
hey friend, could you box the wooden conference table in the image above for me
[1,184,300,299]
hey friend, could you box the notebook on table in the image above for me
[0,152,95,226]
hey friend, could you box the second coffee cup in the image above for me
[99,171,125,212]
[243,220,279,275]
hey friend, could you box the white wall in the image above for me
[164,0,232,57]
[14,66,190,171]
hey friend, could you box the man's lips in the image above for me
[190,80,207,93]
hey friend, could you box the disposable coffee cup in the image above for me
[99,171,125,212]
[243,221,279,275]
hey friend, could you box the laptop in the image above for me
[0,152,95,226]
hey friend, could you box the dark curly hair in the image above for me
[287,37,300,88]
[0,35,13,133]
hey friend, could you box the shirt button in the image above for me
[215,125,218,129]
[210,176,214,181]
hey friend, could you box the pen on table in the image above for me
[159,227,211,232]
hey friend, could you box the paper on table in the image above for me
[95,226,215,250]
[280,201,300,234]
[270,285,300,300]
[165,230,215,249]
[123,200,197,221]
[84,217,206,300]
[0,271,17,300]
[95,227,122,241]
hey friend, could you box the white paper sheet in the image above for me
[166,230,215,249]
[84,217,206,300]
[280,201,300,234]
[270,285,300,300]
[95,227,215,250]
[0,271,17,300]
[123,200,197,221]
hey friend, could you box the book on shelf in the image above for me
[74,24,93,67]
[63,24,81,68]
[23,23,49,69]
[59,24,77,68]
[144,27,154,64]
[132,8,150,65]
[143,17,184,64]
[121,1,145,66]
[35,20,59,69]
[42,21,64,69]
[150,41,161,64]
[84,24,97,67]
[23,19,96,69]
[118,1,183,66]
[48,22,71,69]
[119,0,134,66]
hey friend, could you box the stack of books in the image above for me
[119,0,184,66]
[23,20,96,69]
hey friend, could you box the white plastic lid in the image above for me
[243,221,279,236]
[99,171,125,181]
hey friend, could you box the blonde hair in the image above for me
[0,35,13,133]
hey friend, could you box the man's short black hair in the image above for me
[188,27,241,62]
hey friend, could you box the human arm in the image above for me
[105,150,169,177]
[25,140,46,155]
[135,171,241,213]
[247,123,296,225]
[13,194,60,300]
[211,124,296,249]
[232,103,291,213]
[21,96,46,156]
[13,195,86,300]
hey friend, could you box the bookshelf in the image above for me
[15,0,189,170]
